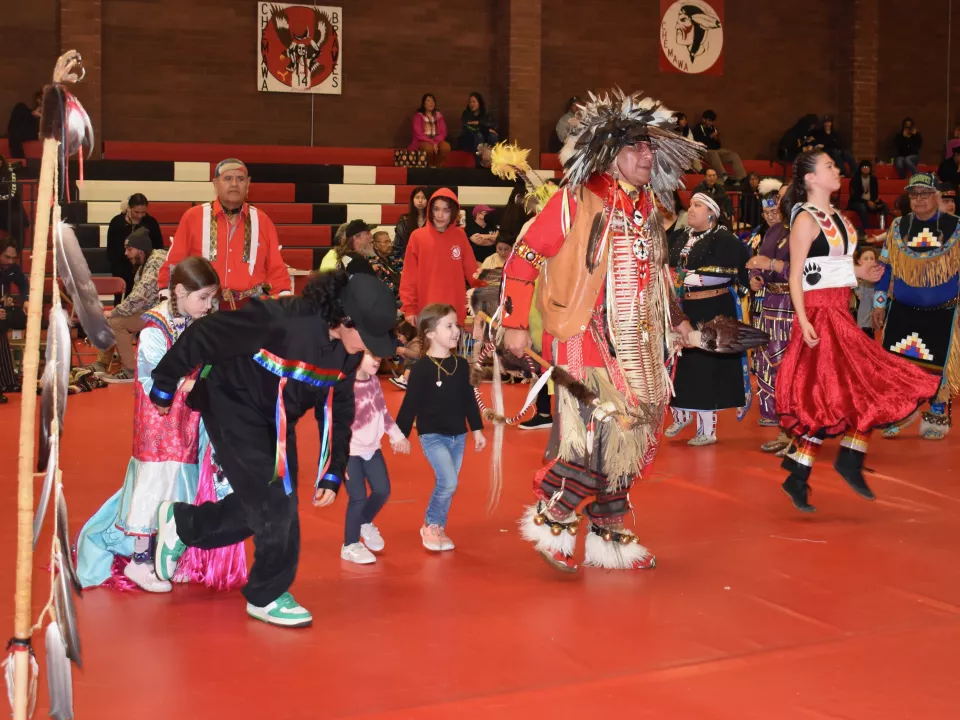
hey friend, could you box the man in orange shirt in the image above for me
[158,159,291,307]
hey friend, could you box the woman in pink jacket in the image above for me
[410,93,450,167]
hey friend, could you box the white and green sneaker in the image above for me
[155,501,186,581]
[246,592,313,628]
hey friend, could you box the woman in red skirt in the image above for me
[776,150,939,512]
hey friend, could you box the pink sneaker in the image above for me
[420,524,444,552]
[438,527,455,551]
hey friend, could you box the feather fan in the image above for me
[55,222,115,350]
[56,492,82,596]
[53,550,81,668]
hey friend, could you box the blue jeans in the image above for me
[420,433,466,527]
[895,154,919,178]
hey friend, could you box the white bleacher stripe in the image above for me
[342,166,376,185]
[78,180,216,203]
[87,201,121,224]
[346,204,382,224]
[174,162,211,182]
[457,186,514,206]
[99,225,108,248]
[328,184,395,204]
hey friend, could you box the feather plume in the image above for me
[44,623,74,720]
[55,222,115,350]
[53,550,82,668]
[56,492,82,596]
[758,178,783,196]
[489,142,532,182]
[33,438,57,549]
[560,88,703,211]
[2,646,38,718]
[38,306,71,474]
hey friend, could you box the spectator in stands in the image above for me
[106,193,164,306]
[778,114,819,163]
[0,238,28,400]
[893,117,922,179]
[673,112,702,171]
[693,109,746,183]
[477,236,513,275]
[5,90,42,158]
[937,145,960,188]
[410,94,450,168]
[692,169,733,219]
[372,230,402,300]
[657,191,688,234]
[458,93,498,156]
[466,205,498,262]
[739,172,763,231]
[939,183,956,215]
[158,158,291,308]
[93,228,167,384]
[323,219,379,278]
[945,123,960,158]
[814,116,856,177]
[555,96,582,147]
[848,160,888,229]
[394,186,427,259]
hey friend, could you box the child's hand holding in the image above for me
[392,437,411,455]
[473,430,486,452]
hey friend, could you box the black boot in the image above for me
[833,447,875,500]
[781,461,816,512]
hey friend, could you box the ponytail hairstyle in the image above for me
[782,149,828,220]
[169,256,220,317]
[416,303,458,357]
[302,269,351,326]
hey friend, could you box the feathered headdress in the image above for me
[559,88,703,211]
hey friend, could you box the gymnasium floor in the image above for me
[2,381,958,719]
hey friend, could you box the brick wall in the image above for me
[0,2,58,130]
[878,1,957,164]
[101,0,496,149]
[2,0,958,162]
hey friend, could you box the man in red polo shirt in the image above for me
[158,158,291,307]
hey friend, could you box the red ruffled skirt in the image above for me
[776,287,940,437]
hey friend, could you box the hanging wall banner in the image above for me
[258,3,342,94]
[659,0,724,76]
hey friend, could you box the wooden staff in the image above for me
[13,137,58,720]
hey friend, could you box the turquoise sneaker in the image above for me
[155,501,186,581]
[246,592,313,628]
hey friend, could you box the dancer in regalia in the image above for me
[76,257,247,592]
[775,151,939,512]
[666,193,751,446]
[499,90,701,572]
[872,173,960,440]
[744,180,795,454]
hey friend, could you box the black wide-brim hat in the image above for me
[340,273,398,358]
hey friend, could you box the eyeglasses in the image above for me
[908,191,935,200]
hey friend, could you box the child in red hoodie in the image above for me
[400,188,482,327]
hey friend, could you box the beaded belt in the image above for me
[766,282,790,294]
[683,287,729,300]
[895,296,960,312]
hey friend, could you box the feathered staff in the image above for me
[5,50,93,720]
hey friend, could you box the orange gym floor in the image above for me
[1,381,958,719]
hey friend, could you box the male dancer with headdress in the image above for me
[873,173,960,440]
[158,158,292,308]
[500,90,701,572]
[746,180,794,453]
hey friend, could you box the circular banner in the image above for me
[659,1,724,75]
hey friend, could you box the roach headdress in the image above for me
[559,88,702,211]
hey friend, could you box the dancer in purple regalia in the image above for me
[745,180,794,454]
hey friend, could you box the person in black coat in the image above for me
[894,117,922,179]
[457,92,498,155]
[848,160,888,229]
[150,271,397,627]
[106,192,164,303]
[778,114,820,163]
[5,91,42,158]
[814,116,856,177]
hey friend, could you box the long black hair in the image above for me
[404,186,428,229]
[466,92,486,116]
[418,94,438,114]
[782,149,828,220]
[302,269,351,326]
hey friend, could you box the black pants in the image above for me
[0,307,25,390]
[344,452,391,545]
[535,384,552,416]
[173,409,299,607]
